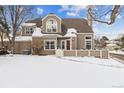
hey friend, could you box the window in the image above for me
[25,27,34,34]
[86,41,91,49]
[45,40,55,50]
[85,36,92,49]
[61,40,65,49]
[46,19,57,32]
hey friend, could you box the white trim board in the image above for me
[84,35,93,49]
[77,33,94,35]
[45,18,58,33]
[42,14,62,21]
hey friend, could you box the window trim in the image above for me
[25,26,35,35]
[84,35,92,49]
[46,18,57,33]
[44,40,56,50]
[64,39,71,50]
[61,40,65,50]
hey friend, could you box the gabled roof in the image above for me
[25,16,93,33]
[42,13,62,21]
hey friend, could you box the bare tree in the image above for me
[1,5,34,53]
[0,26,4,47]
[0,6,10,48]
[87,5,122,26]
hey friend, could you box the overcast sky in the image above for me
[32,5,124,40]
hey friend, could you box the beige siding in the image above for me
[42,15,61,33]
[32,37,43,48]
[77,33,94,49]
[71,37,77,50]
[32,37,57,55]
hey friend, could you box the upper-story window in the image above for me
[25,27,35,35]
[46,19,57,32]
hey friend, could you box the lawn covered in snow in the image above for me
[0,55,124,88]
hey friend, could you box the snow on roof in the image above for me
[32,28,43,37]
[43,34,62,37]
[3,36,32,42]
[15,36,32,41]
[22,23,36,26]
[64,28,77,37]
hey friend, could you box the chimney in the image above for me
[87,12,93,27]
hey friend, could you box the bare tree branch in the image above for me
[88,5,121,25]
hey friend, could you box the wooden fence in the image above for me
[56,49,109,59]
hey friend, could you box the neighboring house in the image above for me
[21,13,94,55]
[106,43,120,50]
[105,40,121,50]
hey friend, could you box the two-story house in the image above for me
[21,13,94,55]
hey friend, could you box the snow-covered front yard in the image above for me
[0,55,124,88]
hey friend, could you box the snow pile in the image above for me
[64,28,77,37]
[0,55,124,88]
[32,28,43,37]
[43,34,62,38]
[22,23,36,26]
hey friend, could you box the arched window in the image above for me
[46,19,57,32]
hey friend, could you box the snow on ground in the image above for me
[0,55,124,88]
[61,56,124,68]
[109,50,124,55]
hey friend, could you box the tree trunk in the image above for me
[10,36,15,54]
[0,31,4,48]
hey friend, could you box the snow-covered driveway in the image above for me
[0,55,124,88]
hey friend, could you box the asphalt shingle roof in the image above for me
[25,17,93,33]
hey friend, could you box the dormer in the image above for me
[21,23,36,36]
[42,13,62,33]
